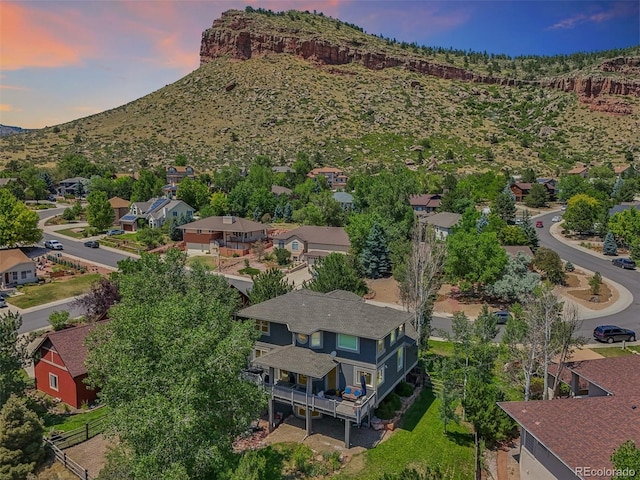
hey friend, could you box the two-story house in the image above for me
[307,167,348,191]
[56,177,89,196]
[118,197,194,232]
[272,226,350,265]
[421,212,461,240]
[164,166,196,198]
[409,194,442,215]
[236,289,419,447]
[500,356,640,480]
[179,215,268,256]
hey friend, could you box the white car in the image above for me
[552,215,562,222]
[0,297,7,308]
[44,240,63,250]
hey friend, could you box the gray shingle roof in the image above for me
[237,289,411,340]
[272,226,350,247]
[254,345,337,378]
[422,212,461,228]
[179,216,266,233]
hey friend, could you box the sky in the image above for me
[1,0,638,129]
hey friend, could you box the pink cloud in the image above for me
[0,85,29,91]
[0,2,96,70]
[0,104,16,112]
[548,2,638,30]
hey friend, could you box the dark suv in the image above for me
[612,258,636,269]
[593,325,636,344]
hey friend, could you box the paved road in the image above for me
[536,210,639,340]
[18,300,84,334]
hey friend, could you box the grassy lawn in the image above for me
[8,274,101,309]
[338,389,475,480]
[43,406,109,432]
[428,340,455,357]
[592,346,636,358]
[54,227,87,239]
[187,256,218,270]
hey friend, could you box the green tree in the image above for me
[0,190,42,247]
[521,168,536,183]
[304,253,367,296]
[136,227,163,249]
[249,268,293,305]
[445,231,509,292]
[206,192,230,217]
[611,440,640,474]
[85,250,264,479]
[0,312,29,407]
[345,213,378,257]
[360,223,391,279]
[86,190,115,231]
[556,175,588,202]
[602,231,618,255]
[113,176,135,200]
[283,202,293,223]
[518,210,539,249]
[48,310,70,331]
[497,225,529,245]
[274,248,291,266]
[492,190,516,223]
[563,194,602,234]
[213,166,243,193]
[608,208,640,247]
[177,178,210,211]
[486,252,540,303]
[533,247,565,284]
[130,169,163,203]
[588,271,602,296]
[524,183,549,208]
[0,394,45,479]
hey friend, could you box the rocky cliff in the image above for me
[200,10,639,114]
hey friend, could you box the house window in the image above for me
[397,348,404,371]
[278,241,285,249]
[298,374,308,386]
[356,370,373,388]
[292,241,299,251]
[49,373,59,391]
[390,329,397,345]
[21,271,28,279]
[310,332,322,348]
[377,339,385,355]
[377,367,385,386]
[197,229,202,234]
[255,320,270,335]
[337,334,358,352]
[297,333,308,344]
[280,370,293,382]
[173,211,177,216]
[398,323,404,338]
[254,348,268,360]
[11,272,17,281]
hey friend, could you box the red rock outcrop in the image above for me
[200,11,639,112]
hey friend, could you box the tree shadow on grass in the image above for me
[445,430,474,447]
[399,388,435,432]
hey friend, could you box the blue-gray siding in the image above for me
[258,322,291,346]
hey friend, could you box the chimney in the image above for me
[222,215,235,224]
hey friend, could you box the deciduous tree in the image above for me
[72,276,120,321]
[0,190,42,247]
[86,190,115,231]
[611,440,640,473]
[85,251,264,479]
[533,248,565,285]
[563,194,602,234]
[0,312,29,407]
[304,253,367,296]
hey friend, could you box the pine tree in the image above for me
[476,214,489,233]
[273,204,283,222]
[252,207,261,222]
[603,232,617,256]
[283,202,293,223]
[360,223,391,279]
[0,395,45,478]
[519,210,539,249]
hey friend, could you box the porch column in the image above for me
[305,377,313,436]
[344,419,351,448]
[268,399,275,433]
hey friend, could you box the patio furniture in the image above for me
[342,386,364,402]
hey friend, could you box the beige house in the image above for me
[108,196,130,224]
[420,212,462,240]
[0,249,37,288]
[272,226,350,264]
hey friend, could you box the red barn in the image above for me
[33,324,99,408]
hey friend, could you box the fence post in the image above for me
[63,452,67,467]
[85,469,89,480]
[86,422,89,441]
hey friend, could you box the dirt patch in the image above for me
[567,283,612,304]
[565,273,580,288]
[62,434,112,478]
[366,277,403,306]
[36,456,78,480]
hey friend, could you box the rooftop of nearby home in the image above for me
[179,215,266,233]
[108,196,130,208]
[421,212,461,229]
[272,226,350,247]
[34,323,101,378]
[0,248,33,272]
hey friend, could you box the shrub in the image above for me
[291,444,314,474]
[395,381,415,397]
[323,451,342,472]
[375,392,402,419]
[274,247,291,266]
[48,311,70,331]
[565,261,575,272]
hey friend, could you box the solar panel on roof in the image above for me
[121,214,137,221]
[147,198,167,212]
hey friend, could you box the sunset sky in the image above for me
[1,0,638,129]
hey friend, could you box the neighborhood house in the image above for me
[118,197,194,231]
[420,212,462,239]
[237,289,419,447]
[0,249,37,288]
[409,193,442,214]
[307,167,348,191]
[179,215,268,256]
[33,324,100,409]
[272,226,350,264]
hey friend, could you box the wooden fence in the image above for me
[47,440,93,480]
[49,415,107,449]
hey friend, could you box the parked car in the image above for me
[84,240,100,248]
[106,229,125,236]
[493,310,512,325]
[593,325,636,343]
[44,240,63,250]
[535,220,544,228]
[560,205,567,211]
[551,215,562,222]
[612,258,636,270]
[0,297,7,308]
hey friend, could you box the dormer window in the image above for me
[390,329,397,345]
[398,324,404,338]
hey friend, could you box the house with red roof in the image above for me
[408,194,442,214]
[33,324,100,408]
[500,356,640,480]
